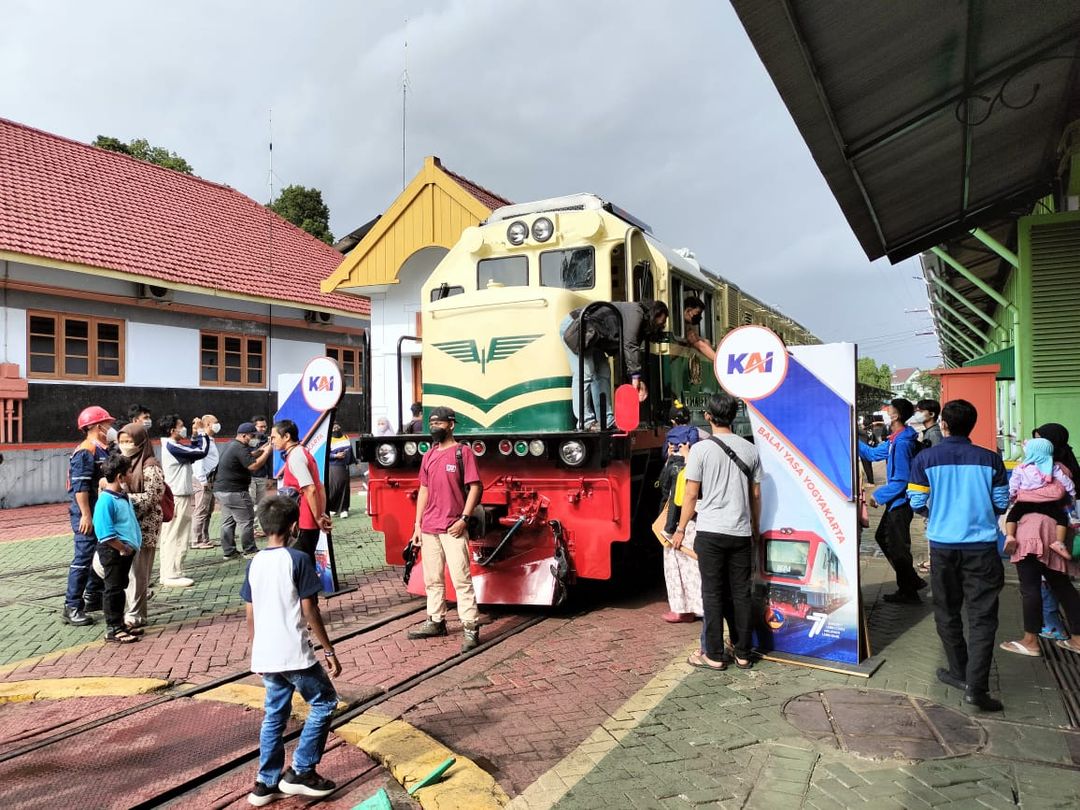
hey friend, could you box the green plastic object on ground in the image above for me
[408,756,456,795]
[352,787,392,810]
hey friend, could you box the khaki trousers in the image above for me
[191,480,216,546]
[124,543,157,624]
[420,531,478,624]
[158,494,192,582]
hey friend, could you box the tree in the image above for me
[92,135,194,174]
[269,185,334,244]
[857,357,892,391]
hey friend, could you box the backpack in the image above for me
[160,483,175,522]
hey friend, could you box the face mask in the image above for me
[106,426,118,444]
[142,419,152,429]
[907,411,926,426]
[248,438,260,448]
[689,314,702,326]
[120,444,140,457]
[211,422,221,435]
[332,429,343,438]
[177,426,188,439]
[430,427,449,444]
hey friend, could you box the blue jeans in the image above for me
[258,663,338,786]
[559,314,612,428]
[65,523,104,610]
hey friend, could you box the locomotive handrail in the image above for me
[429,298,548,317]
[396,334,421,432]
[576,301,624,431]
[361,328,372,435]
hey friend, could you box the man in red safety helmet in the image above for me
[63,405,113,626]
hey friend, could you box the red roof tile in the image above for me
[436,158,513,211]
[0,117,368,317]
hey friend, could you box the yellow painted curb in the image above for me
[0,676,169,704]
[350,718,509,809]
[198,689,508,808]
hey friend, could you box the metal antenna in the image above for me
[402,17,410,189]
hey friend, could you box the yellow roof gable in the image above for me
[322,156,499,292]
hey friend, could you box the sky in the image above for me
[1,0,938,369]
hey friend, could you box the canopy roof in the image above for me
[731,1,1080,263]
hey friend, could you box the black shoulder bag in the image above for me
[709,435,753,480]
[456,445,484,539]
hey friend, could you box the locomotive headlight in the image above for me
[403,441,418,457]
[507,220,528,246]
[528,439,545,457]
[531,217,554,242]
[375,443,398,466]
[559,440,586,467]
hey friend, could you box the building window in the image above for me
[200,331,265,387]
[327,344,362,392]
[27,312,124,381]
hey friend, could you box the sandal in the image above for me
[687,651,727,671]
[105,630,140,644]
[123,624,145,636]
[1056,639,1080,655]
[999,640,1040,657]
[734,657,753,670]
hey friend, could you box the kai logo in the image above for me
[307,375,335,392]
[433,334,543,374]
[714,325,789,400]
[726,351,775,375]
[300,356,344,412]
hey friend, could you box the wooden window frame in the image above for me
[199,330,266,388]
[326,343,363,393]
[26,311,125,382]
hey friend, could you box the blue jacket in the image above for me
[858,426,919,510]
[92,490,143,551]
[907,436,1009,545]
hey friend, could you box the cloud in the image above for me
[0,0,939,368]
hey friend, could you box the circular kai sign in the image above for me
[301,356,345,412]
[714,325,789,400]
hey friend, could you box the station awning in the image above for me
[963,346,1014,379]
[730,1,1080,263]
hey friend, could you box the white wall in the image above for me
[269,337,328,381]
[369,246,446,428]
[127,321,201,387]
[1,306,25,372]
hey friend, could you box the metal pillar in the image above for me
[931,293,991,344]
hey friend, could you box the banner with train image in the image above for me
[715,326,865,668]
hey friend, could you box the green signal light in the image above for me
[418,441,431,453]
[513,441,528,457]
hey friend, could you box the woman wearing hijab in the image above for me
[327,424,356,519]
[1000,422,1080,657]
[117,422,166,632]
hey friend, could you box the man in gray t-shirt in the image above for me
[672,391,762,671]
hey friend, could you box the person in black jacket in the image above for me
[560,300,668,430]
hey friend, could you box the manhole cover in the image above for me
[784,688,985,761]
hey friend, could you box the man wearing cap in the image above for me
[62,406,113,625]
[407,406,483,652]
[858,398,926,603]
[214,422,274,560]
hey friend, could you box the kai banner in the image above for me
[275,356,345,594]
[715,326,863,666]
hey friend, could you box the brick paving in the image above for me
[2,488,1080,808]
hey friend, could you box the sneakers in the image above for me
[243,550,259,560]
[462,622,481,652]
[279,767,335,798]
[339,511,348,519]
[408,619,448,639]
[162,577,195,587]
[61,606,94,626]
[248,780,284,806]
[222,551,240,561]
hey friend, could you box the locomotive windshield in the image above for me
[540,247,594,290]
[478,255,528,288]
[764,539,810,578]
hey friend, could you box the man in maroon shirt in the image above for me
[407,407,483,651]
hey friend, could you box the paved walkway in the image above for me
[0,495,1078,808]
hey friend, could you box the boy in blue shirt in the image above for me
[92,452,143,644]
[242,496,342,806]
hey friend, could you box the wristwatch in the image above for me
[459,514,469,522]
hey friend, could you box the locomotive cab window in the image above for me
[764,539,809,578]
[430,283,464,302]
[478,256,528,289]
[632,260,653,302]
[540,247,595,290]
[669,277,685,338]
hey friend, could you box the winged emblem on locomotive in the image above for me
[432,334,543,374]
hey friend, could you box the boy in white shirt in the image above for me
[241,496,342,806]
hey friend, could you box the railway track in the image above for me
[0,600,549,809]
